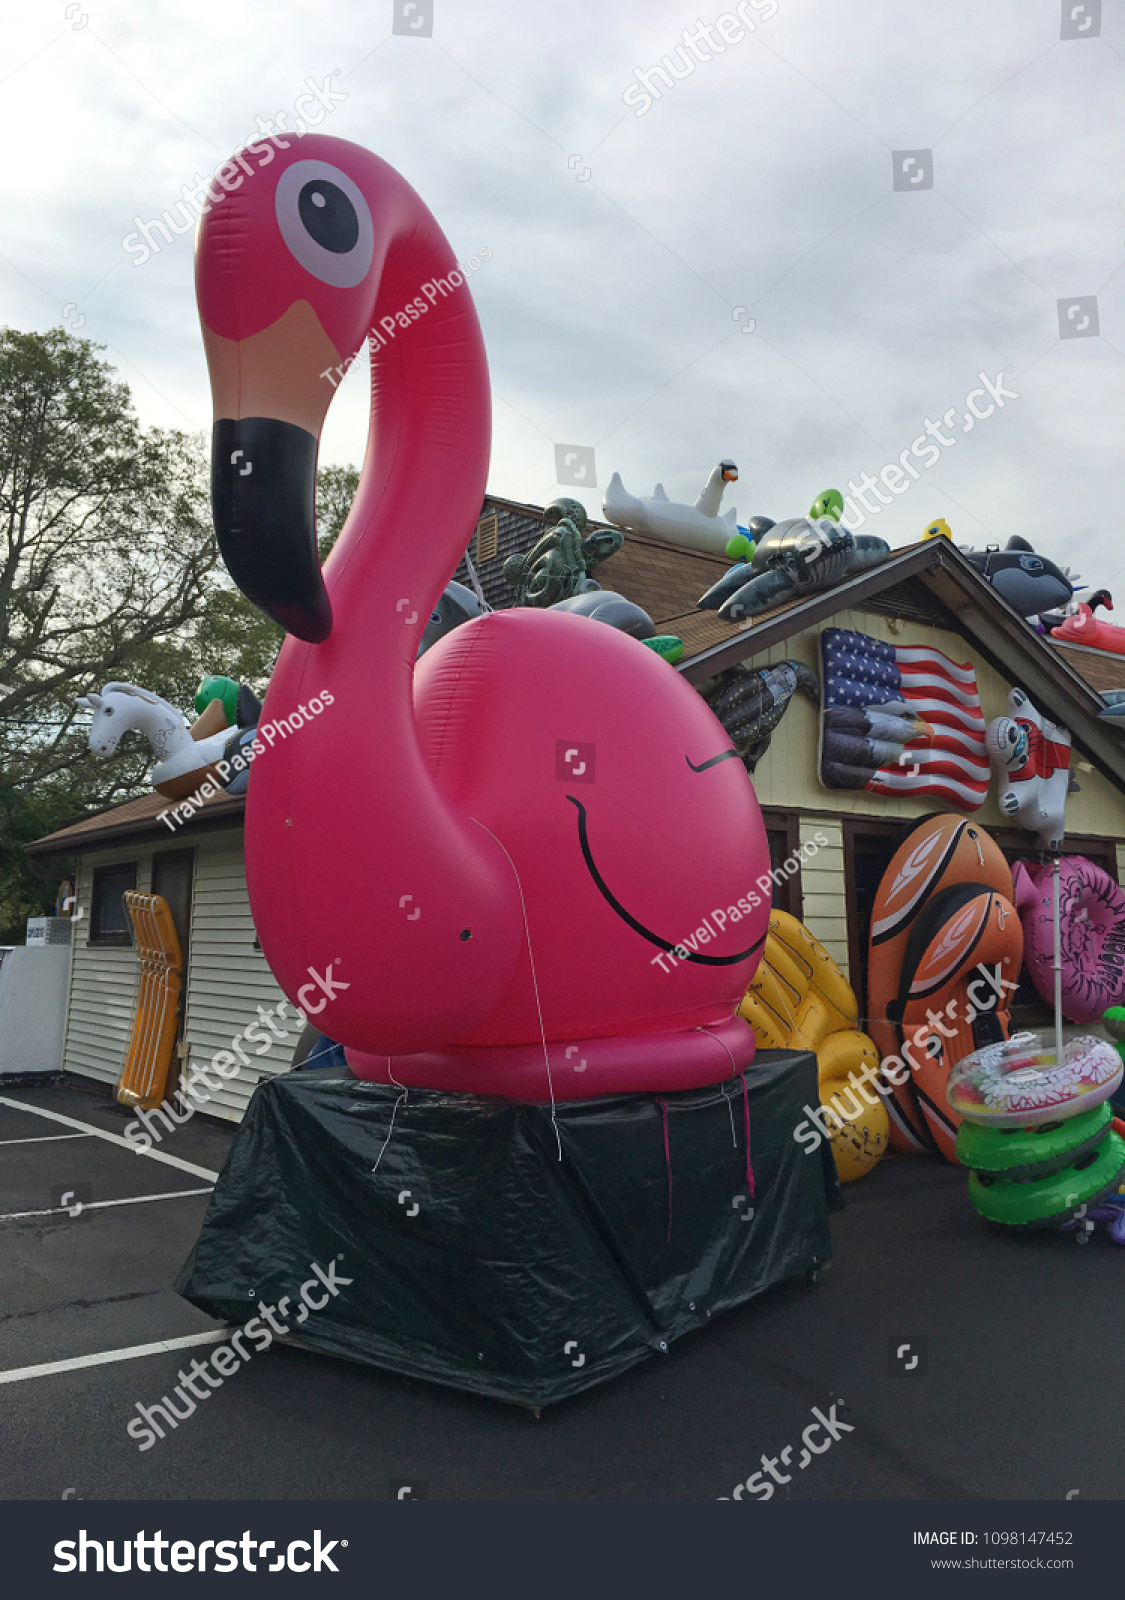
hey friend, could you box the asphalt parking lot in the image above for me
[2,1076,1123,1502]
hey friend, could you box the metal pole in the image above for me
[1053,855,1064,1068]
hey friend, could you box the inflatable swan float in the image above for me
[602,460,741,556]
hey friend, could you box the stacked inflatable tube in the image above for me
[740,910,887,1181]
[950,1034,1125,1228]
[867,814,1022,1162]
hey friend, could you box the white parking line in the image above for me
[0,1132,95,1145]
[0,1328,235,1387]
[0,1186,214,1222]
[0,1096,219,1180]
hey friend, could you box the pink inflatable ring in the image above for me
[1013,857,1125,1025]
[947,1032,1123,1128]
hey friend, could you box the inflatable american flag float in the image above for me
[818,627,989,810]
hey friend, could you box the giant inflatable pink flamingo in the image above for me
[196,135,771,1098]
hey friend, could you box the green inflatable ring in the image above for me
[956,1102,1112,1181]
[969,1132,1125,1227]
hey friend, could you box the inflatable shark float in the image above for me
[602,460,741,557]
[963,536,1074,619]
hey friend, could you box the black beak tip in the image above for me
[211,417,332,643]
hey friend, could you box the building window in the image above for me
[761,810,802,917]
[89,862,138,946]
[475,513,499,564]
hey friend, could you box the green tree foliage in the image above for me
[0,327,357,940]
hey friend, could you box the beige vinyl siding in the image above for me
[62,846,153,1090]
[62,827,300,1121]
[181,829,301,1123]
[798,818,847,971]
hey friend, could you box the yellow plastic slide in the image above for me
[739,910,887,1182]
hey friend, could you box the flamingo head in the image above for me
[196,134,446,642]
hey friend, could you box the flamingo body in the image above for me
[415,608,770,1044]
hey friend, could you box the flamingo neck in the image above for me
[249,248,522,1053]
[266,235,491,786]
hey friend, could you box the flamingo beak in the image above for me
[204,303,341,643]
[212,416,331,642]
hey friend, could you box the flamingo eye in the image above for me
[275,160,374,289]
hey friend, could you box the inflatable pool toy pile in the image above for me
[948,1033,1125,1228]
[740,909,887,1182]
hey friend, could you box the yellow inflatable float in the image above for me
[739,910,888,1182]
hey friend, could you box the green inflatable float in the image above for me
[968,1132,1125,1228]
[955,1102,1114,1182]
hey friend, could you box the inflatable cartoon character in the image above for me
[503,499,622,607]
[985,687,1070,853]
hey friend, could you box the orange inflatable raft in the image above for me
[867,814,1023,1162]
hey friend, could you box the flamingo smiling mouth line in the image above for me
[685,748,740,773]
[566,796,765,966]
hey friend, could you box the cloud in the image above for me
[1,0,1121,583]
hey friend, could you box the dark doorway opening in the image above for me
[151,848,194,972]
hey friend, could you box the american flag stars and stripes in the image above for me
[819,628,990,810]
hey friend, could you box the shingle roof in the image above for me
[26,787,244,856]
[1052,640,1125,693]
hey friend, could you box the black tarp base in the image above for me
[176,1050,841,1407]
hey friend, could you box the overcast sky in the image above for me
[2,0,1122,588]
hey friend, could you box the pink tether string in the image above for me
[656,1096,673,1243]
[741,1073,755,1197]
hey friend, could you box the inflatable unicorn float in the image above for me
[195,136,771,1099]
[77,681,259,800]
